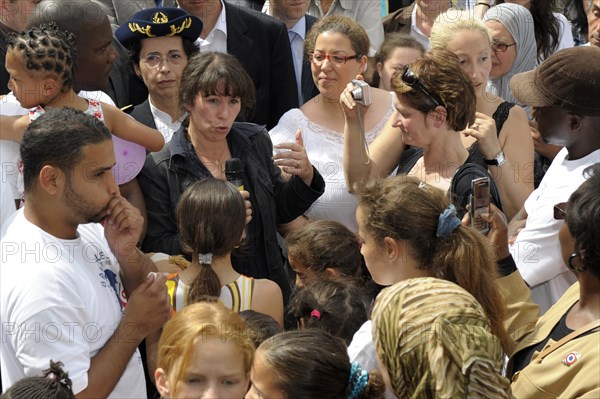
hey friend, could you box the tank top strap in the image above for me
[238,275,254,312]
[166,272,188,313]
[86,99,105,122]
[492,101,516,136]
[222,275,255,313]
[28,105,45,121]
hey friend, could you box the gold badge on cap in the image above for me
[169,17,192,36]
[562,352,581,367]
[153,12,169,24]
[128,22,156,37]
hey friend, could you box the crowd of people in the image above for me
[1,0,599,398]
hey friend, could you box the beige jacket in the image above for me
[500,272,600,398]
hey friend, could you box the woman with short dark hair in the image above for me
[138,51,325,298]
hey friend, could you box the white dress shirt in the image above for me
[410,4,431,50]
[194,0,228,53]
[149,98,187,144]
[287,17,306,105]
[263,5,307,104]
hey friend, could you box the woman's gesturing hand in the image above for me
[462,112,502,160]
[273,129,314,187]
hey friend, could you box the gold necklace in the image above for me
[195,145,229,178]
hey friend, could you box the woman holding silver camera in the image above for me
[269,15,394,232]
[342,49,502,214]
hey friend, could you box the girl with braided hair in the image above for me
[1,360,75,399]
[0,22,164,215]
[0,23,164,155]
[245,329,385,399]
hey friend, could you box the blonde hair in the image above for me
[430,9,492,51]
[157,301,255,397]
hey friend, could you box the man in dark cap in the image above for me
[508,46,600,312]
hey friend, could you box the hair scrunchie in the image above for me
[348,362,369,399]
[198,253,213,264]
[436,204,461,238]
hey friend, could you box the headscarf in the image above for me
[372,277,512,399]
[483,3,537,106]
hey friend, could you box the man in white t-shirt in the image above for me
[508,46,600,313]
[0,108,171,397]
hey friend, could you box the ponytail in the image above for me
[187,253,221,303]
[433,226,512,354]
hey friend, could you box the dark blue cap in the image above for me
[115,7,202,47]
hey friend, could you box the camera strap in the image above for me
[355,109,370,165]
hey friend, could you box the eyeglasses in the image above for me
[491,42,517,53]
[553,202,568,220]
[308,52,361,66]
[140,52,187,68]
[400,65,444,108]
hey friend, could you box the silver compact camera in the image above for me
[351,79,372,106]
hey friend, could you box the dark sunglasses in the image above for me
[400,65,444,108]
[553,202,568,220]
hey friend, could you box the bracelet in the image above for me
[476,2,491,7]
[497,254,517,277]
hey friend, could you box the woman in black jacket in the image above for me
[138,51,325,298]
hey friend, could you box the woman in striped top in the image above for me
[165,179,284,326]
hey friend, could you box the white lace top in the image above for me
[269,92,395,231]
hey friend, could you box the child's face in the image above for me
[288,255,319,289]
[245,350,285,399]
[159,337,250,399]
[5,50,45,108]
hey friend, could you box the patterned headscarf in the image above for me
[372,278,512,399]
[484,3,537,106]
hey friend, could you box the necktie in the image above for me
[288,30,304,105]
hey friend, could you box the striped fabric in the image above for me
[372,277,512,399]
[166,273,255,313]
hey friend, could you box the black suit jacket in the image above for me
[300,15,320,104]
[224,2,299,129]
[130,98,158,130]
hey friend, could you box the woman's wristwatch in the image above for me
[485,150,506,166]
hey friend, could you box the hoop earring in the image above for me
[568,252,587,272]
